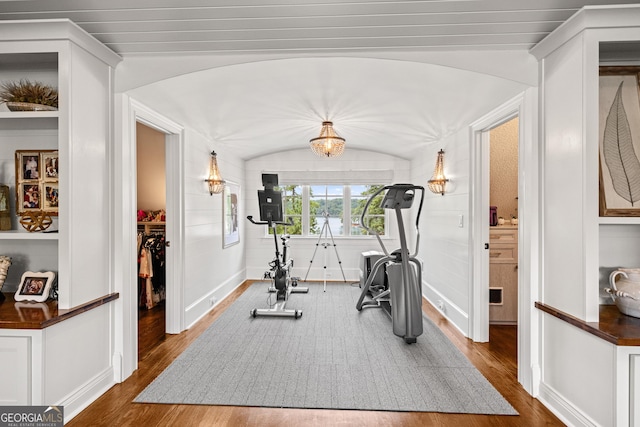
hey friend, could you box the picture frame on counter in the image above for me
[14,271,56,303]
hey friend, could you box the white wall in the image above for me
[245,148,410,283]
[538,314,615,426]
[182,128,246,328]
[411,134,472,335]
[539,33,593,320]
[136,122,166,212]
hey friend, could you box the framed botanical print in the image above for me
[599,66,640,216]
[15,150,58,215]
[223,181,240,248]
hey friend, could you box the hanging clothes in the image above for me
[138,230,166,309]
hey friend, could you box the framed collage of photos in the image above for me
[15,150,59,216]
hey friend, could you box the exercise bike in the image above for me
[356,184,425,343]
[247,174,308,318]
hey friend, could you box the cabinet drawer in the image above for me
[489,228,517,243]
[489,243,517,263]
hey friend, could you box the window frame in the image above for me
[267,184,389,238]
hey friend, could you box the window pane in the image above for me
[270,185,302,235]
[309,185,343,235]
[351,184,385,235]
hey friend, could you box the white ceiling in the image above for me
[128,56,529,159]
[1,0,633,55]
[1,0,635,159]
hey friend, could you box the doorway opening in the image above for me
[488,117,519,328]
[136,122,167,360]
[470,90,536,394]
[487,117,519,367]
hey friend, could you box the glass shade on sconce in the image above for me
[427,149,448,195]
[309,121,346,158]
[205,151,225,195]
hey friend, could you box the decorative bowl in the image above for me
[6,102,57,112]
[607,268,640,318]
[19,211,53,232]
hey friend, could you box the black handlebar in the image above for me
[247,215,294,226]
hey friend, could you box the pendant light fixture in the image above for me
[427,149,449,195]
[309,121,346,158]
[205,150,225,195]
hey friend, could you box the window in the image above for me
[273,184,386,237]
[309,185,344,236]
[351,184,385,236]
[273,185,302,235]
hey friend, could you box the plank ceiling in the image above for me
[0,1,636,160]
[0,0,636,56]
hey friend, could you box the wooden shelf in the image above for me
[535,302,640,346]
[138,221,165,233]
[0,292,119,329]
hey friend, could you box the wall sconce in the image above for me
[427,149,449,195]
[204,150,225,195]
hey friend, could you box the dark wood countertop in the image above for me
[0,292,119,330]
[535,302,640,346]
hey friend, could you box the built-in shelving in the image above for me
[599,217,640,225]
[0,230,58,240]
[0,111,59,119]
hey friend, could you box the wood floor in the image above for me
[68,281,564,426]
[138,300,166,361]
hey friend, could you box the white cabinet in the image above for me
[489,227,517,324]
[632,354,640,426]
[531,5,640,426]
[0,20,121,419]
[0,335,32,405]
[0,20,121,308]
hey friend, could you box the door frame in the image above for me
[469,88,539,394]
[113,94,185,380]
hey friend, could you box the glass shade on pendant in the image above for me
[309,121,346,158]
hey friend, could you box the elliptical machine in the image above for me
[356,184,425,343]
[247,174,308,318]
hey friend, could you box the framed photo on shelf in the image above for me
[15,150,58,216]
[17,151,41,181]
[43,182,59,210]
[42,151,59,180]
[599,66,640,217]
[18,183,42,211]
[223,181,240,248]
[14,271,56,303]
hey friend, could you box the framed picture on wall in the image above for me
[599,66,640,216]
[15,150,59,215]
[223,181,240,248]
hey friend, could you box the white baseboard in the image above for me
[421,280,469,337]
[185,270,246,329]
[538,382,599,427]
[60,367,115,423]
